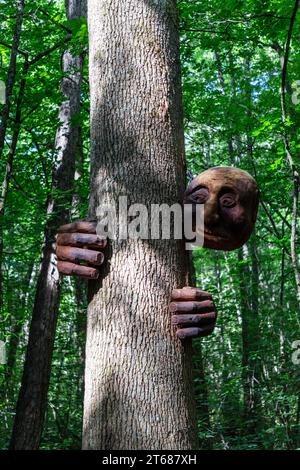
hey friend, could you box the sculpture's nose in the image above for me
[204,197,220,226]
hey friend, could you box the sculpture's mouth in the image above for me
[206,231,227,238]
[196,227,230,241]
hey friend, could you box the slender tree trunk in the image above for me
[10,0,86,449]
[0,0,26,307]
[213,252,241,445]
[0,58,29,217]
[72,125,88,388]
[188,252,212,449]
[4,263,34,392]
[74,277,87,404]
[0,262,34,412]
[0,58,29,308]
[83,0,197,450]
[238,236,262,441]
[279,0,300,304]
[238,61,263,441]
[0,0,25,159]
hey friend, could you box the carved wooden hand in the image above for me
[170,286,217,339]
[56,221,106,279]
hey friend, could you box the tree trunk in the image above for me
[0,0,25,159]
[83,0,197,450]
[278,0,300,305]
[238,235,262,441]
[0,58,29,217]
[4,263,34,392]
[10,0,86,449]
[0,0,25,307]
[74,277,87,404]
[0,58,29,309]
[188,252,212,449]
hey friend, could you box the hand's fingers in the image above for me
[172,312,216,327]
[57,221,97,234]
[56,246,104,265]
[56,233,107,249]
[176,326,214,340]
[171,287,212,301]
[169,300,214,313]
[57,261,99,279]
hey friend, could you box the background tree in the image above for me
[9,0,87,450]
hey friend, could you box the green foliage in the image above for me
[66,16,88,53]
[180,0,300,449]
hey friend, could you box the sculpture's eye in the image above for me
[192,187,209,203]
[220,192,236,208]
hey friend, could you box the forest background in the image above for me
[0,0,300,450]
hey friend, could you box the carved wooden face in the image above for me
[184,167,259,251]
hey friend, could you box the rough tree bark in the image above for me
[10,0,86,449]
[83,0,197,450]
